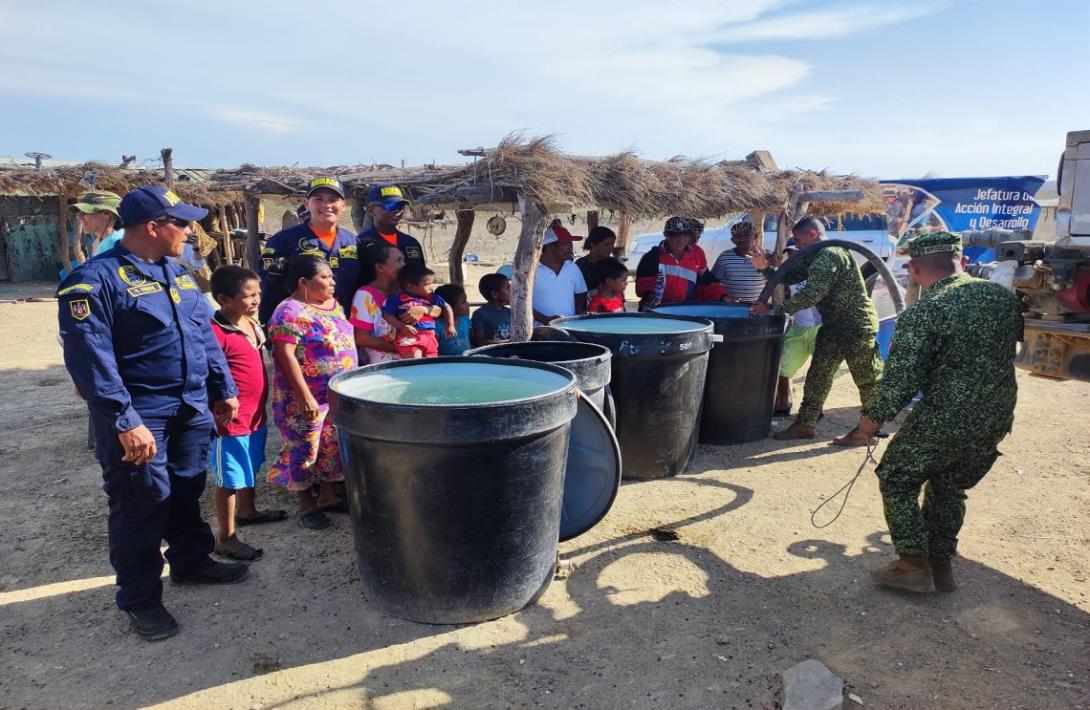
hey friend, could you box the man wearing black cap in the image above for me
[56,186,244,641]
[357,184,426,269]
[258,177,360,322]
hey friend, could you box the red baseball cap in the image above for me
[543,224,583,245]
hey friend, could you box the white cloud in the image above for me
[711,2,948,42]
[218,109,303,134]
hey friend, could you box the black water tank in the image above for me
[553,313,716,480]
[466,340,613,420]
[329,357,577,624]
[652,302,786,444]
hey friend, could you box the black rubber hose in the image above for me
[754,239,906,315]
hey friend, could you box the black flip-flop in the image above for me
[317,500,350,515]
[299,510,331,530]
[236,510,288,527]
[215,542,264,561]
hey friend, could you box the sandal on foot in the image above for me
[215,542,264,562]
[299,510,332,530]
[235,510,288,527]
[317,500,350,515]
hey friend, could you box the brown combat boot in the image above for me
[929,558,956,592]
[831,427,878,447]
[870,555,935,593]
[772,422,816,440]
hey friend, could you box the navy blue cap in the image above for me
[306,177,346,198]
[366,184,411,210]
[118,186,208,227]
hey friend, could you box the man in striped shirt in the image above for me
[711,221,769,303]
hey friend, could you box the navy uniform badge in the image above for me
[118,265,145,286]
[70,299,91,321]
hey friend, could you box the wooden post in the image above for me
[161,148,174,189]
[57,197,73,270]
[244,193,261,271]
[350,194,368,233]
[614,210,632,257]
[218,205,235,264]
[510,195,548,342]
[226,204,240,230]
[587,210,599,232]
[448,209,475,286]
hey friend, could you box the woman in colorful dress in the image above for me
[350,240,428,364]
[267,254,358,530]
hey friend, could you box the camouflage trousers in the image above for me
[876,417,1003,559]
[796,328,883,426]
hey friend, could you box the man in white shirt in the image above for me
[532,224,588,324]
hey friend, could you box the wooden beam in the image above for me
[244,193,261,271]
[218,205,235,264]
[350,194,368,233]
[797,189,865,203]
[448,209,475,286]
[57,197,73,270]
[161,148,174,189]
[510,195,548,342]
[613,210,632,258]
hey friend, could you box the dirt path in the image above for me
[0,298,1087,709]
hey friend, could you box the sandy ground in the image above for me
[0,293,1088,710]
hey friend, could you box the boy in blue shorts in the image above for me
[210,266,286,561]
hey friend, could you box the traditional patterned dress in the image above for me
[267,298,358,490]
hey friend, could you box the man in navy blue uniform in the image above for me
[357,184,426,269]
[57,186,245,641]
[258,177,360,322]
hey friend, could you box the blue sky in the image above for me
[1,0,1087,178]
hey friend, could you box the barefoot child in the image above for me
[381,264,456,359]
[587,258,628,313]
[435,283,471,355]
[209,266,286,561]
[470,273,512,347]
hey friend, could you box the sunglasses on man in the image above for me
[151,217,190,228]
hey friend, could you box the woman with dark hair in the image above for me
[267,254,358,530]
[575,226,617,291]
[349,241,429,364]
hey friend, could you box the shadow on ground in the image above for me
[2,448,1087,709]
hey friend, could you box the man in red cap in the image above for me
[532,222,588,324]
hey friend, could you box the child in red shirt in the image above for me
[587,257,628,313]
[209,266,286,561]
[381,264,456,358]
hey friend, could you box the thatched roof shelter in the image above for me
[210,135,884,219]
[0,162,239,206]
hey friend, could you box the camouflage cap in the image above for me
[907,231,962,258]
[71,190,121,217]
[730,220,755,239]
[664,216,704,236]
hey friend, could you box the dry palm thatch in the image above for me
[0,162,240,207]
[207,134,883,220]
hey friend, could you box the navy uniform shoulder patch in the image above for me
[69,298,91,321]
[58,283,96,297]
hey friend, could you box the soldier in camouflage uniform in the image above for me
[850,232,1022,593]
[751,217,882,444]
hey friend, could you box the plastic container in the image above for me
[466,340,614,422]
[466,340,622,540]
[329,357,577,624]
[651,302,786,444]
[552,313,716,480]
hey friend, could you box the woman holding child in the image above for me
[267,255,358,530]
[349,241,430,363]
